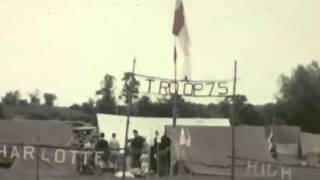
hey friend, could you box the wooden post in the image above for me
[173,41,178,128]
[231,61,238,180]
[173,66,177,127]
[36,136,40,180]
[122,58,136,180]
[156,136,160,179]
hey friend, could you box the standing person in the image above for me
[109,133,120,171]
[139,149,150,176]
[84,137,95,150]
[150,131,159,173]
[95,133,110,167]
[158,134,171,177]
[130,129,145,168]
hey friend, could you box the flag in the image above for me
[268,130,274,151]
[179,128,186,145]
[172,0,191,79]
[179,128,191,160]
[182,55,191,80]
[172,0,185,36]
[172,0,191,55]
[179,128,191,147]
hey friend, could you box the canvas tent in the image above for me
[269,125,300,144]
[0,120,79,177]
[300,132,320,156]
[269,125,301,165]
[300,132,320,166]
[166,125,275,175]
[97,114,229,148]
[166,125,320,180]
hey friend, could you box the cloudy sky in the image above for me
[0,0,319,106]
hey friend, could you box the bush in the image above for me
[27,112,50,120]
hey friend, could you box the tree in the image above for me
[153,95,185,117]
[96,74,117,114]
[207,103,222,118]
[29,89,41,105]
[70,103,81,110]
[0,103,4,119]
[219,95,247,119]
[218,99,231,118]
[135,96,154,116]
[276,61,320,133]
[2,90,20,105]
[219,95,263,125]
[81,98,95,114]
[258,103,283,125]
[239,104,264,125]
[43,93,57,106]
[19,99,29,106]
[119,72,140,105]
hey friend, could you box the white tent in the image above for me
[97,114,229,149]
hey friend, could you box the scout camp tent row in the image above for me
[269,125,320,166]
[166,125,320,180]
[97,114,230,148]
[1,117,320,180]
[0,120,80,179]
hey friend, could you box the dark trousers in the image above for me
[131,149,141,168]
[158,151,170,176]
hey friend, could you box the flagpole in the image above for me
[231,60,238,180]
[173,38,177,128]
[122,58,136,180]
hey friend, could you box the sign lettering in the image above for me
[246,160,292,180]
[0,144,103,165]
[130,73,232,97]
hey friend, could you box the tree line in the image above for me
[1,90,57,107]
[1,61,320,133]
[86,61,320,133]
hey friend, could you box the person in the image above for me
[76,140,84,172]
[150,131,160,172]
[95,133,110,166]
[77,139,95,174]
[158,134,171,177]
[139,150,150,176]
[114,142,135,178]
[84,138,95,150]
[130,129,145,168]
[109,133,120,171]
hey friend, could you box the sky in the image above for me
[0,0,319,106]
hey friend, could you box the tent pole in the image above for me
[231,60,238,180]
[36,136,40,180]
[156,140,160,179]
[122,58,136,180]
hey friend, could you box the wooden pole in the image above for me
[122,58,136,180]
[156,135,160,179]
[36,136,40,180]
[173,40,177,127]
[231,60,238,180]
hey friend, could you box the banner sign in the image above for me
[133,73,233,97]
[246,160,292,180]
[0,144,101,165]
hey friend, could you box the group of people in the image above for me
[72,131,120,174]
[128,130,171,176]
[75,129,171,177]
[149,130,171,176]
